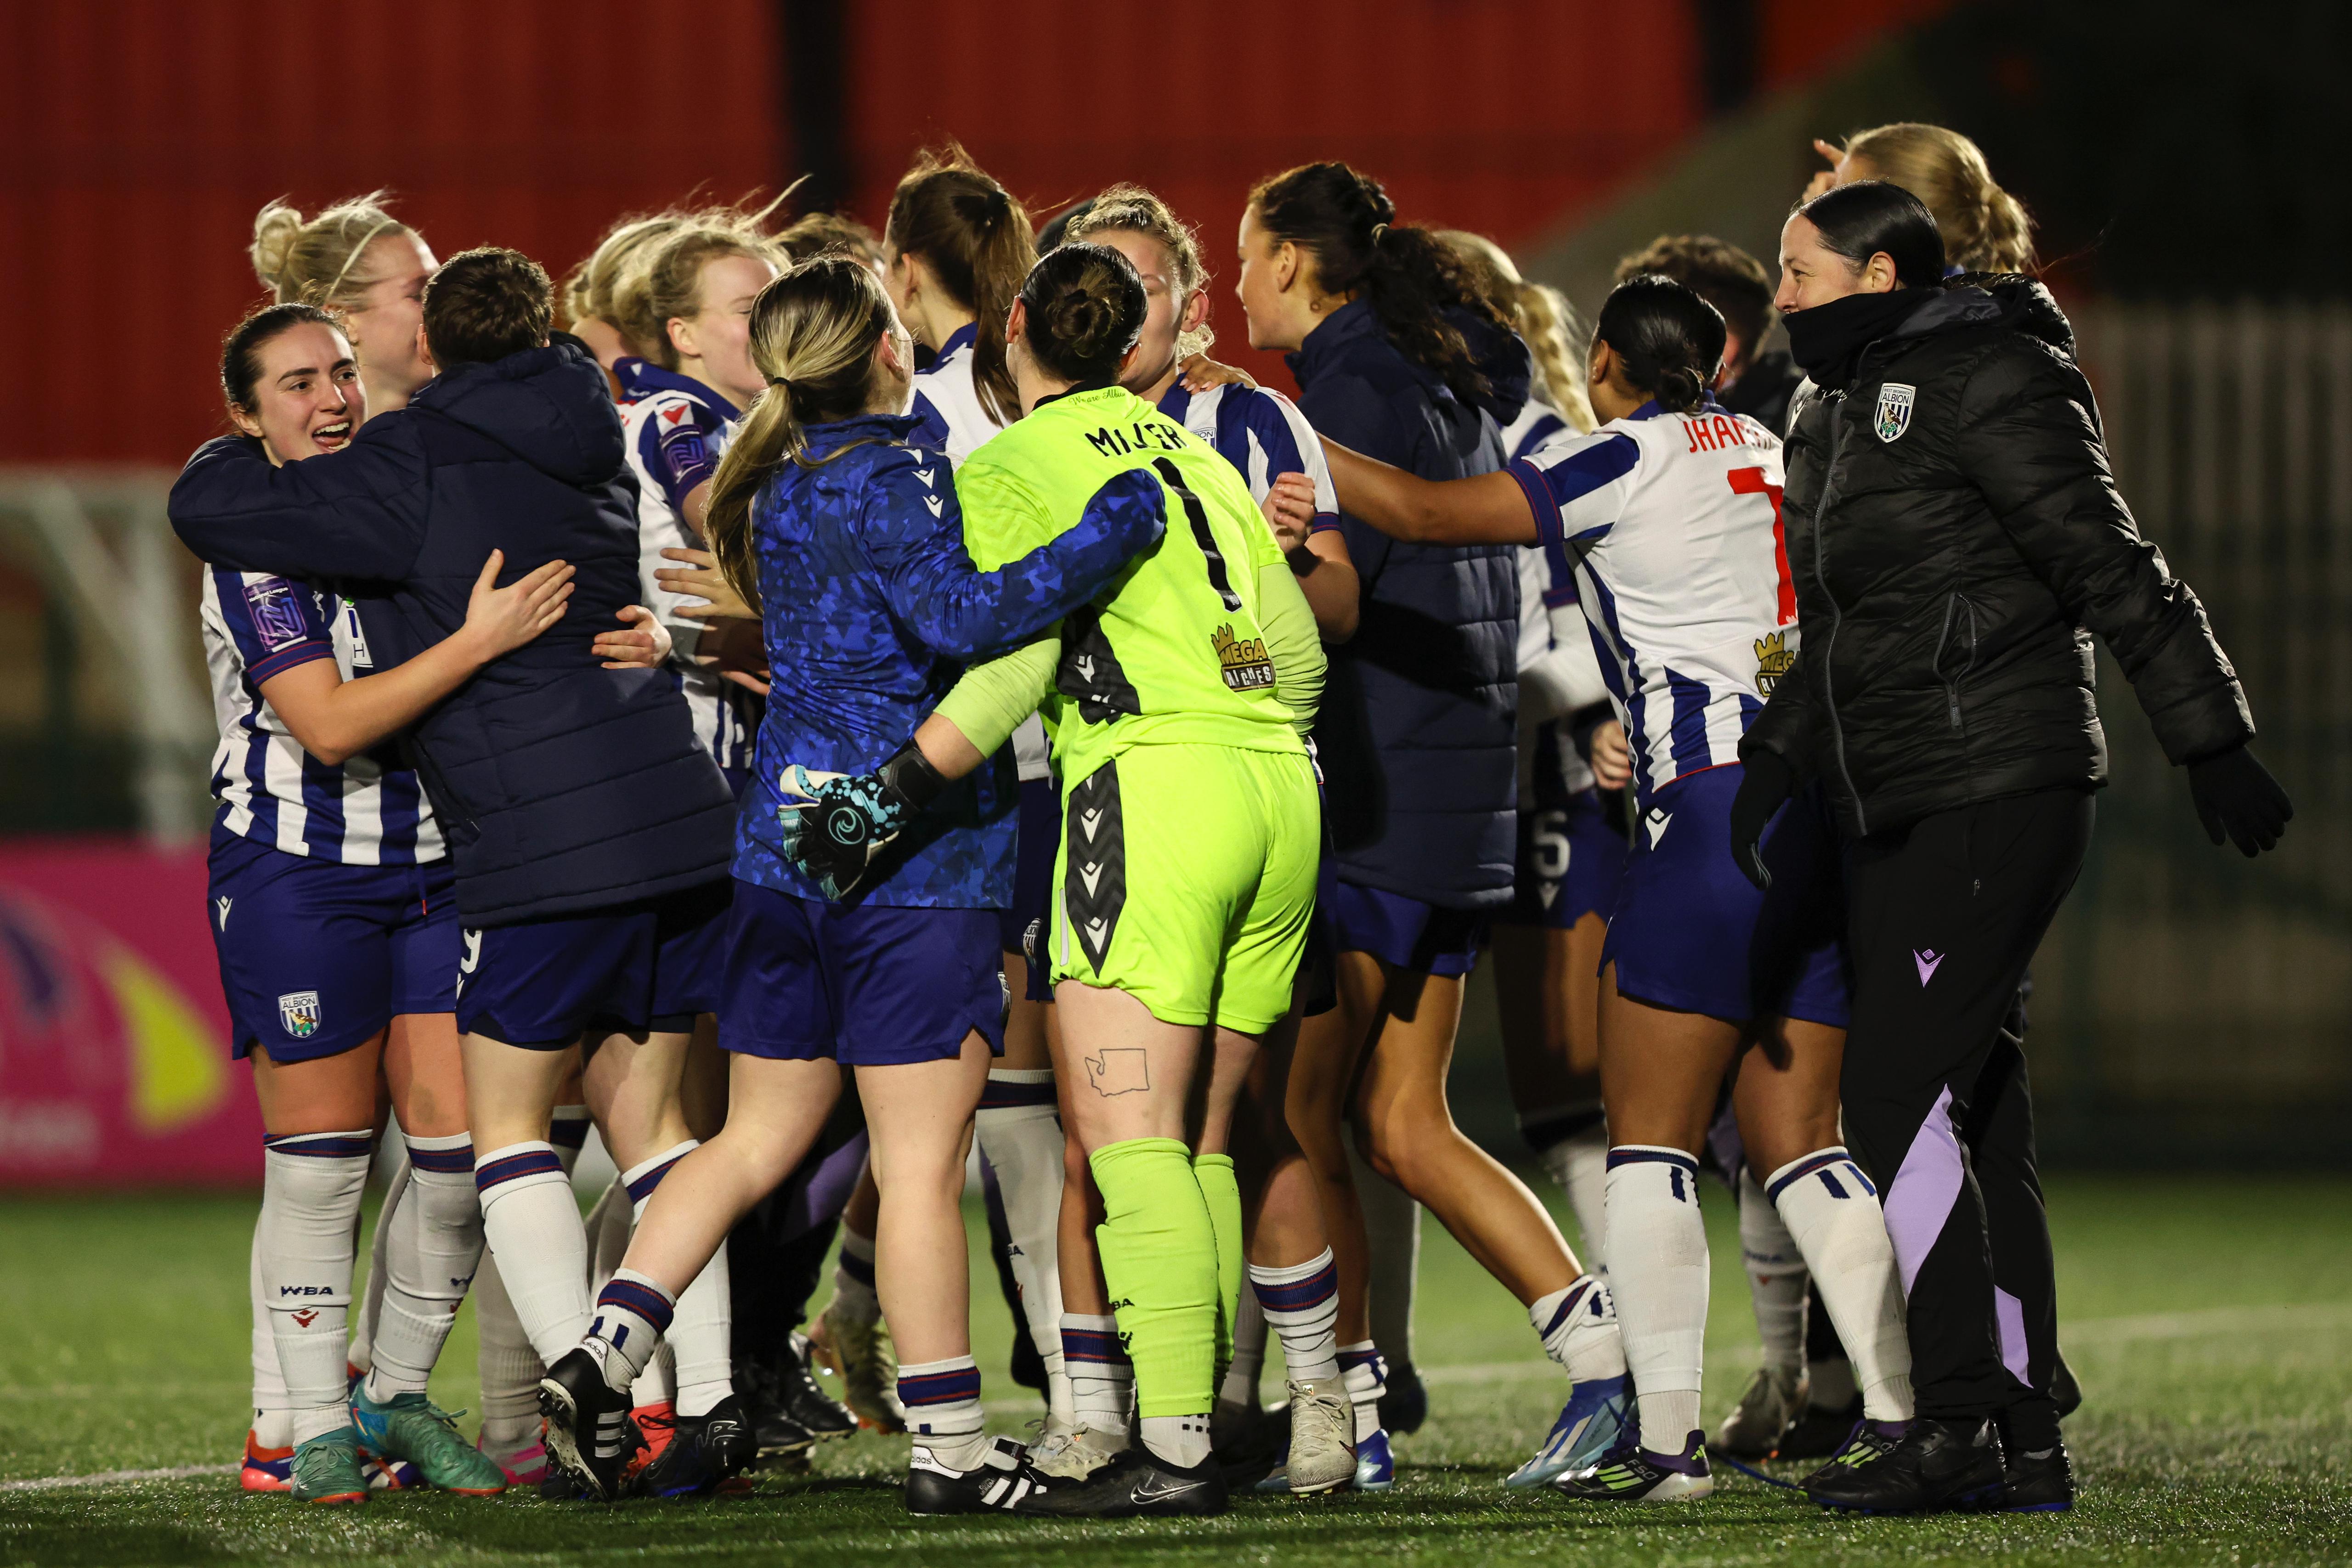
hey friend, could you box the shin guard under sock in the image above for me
[475,1141,591,1364]
[1768,1146,1914,1421]
[1605,1145,1708,1455]
[976,1071,1070,1421]
[1739,1168,1809,1375]
[1088,1138,1217,1420]
[1250,1249,1342,1382]
[261,1130,374,1444]
[1061,1312,1134,1433]
[347,1141,407,1378]
[365,1133,484,1401]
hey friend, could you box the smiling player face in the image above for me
[229,322,367,466]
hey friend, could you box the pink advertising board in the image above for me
[0,838,261,1187]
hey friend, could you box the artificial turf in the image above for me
[1,1174,2346,1566]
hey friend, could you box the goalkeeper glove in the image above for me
[777,736,951,900]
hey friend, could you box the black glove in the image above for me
[1728,748,1795,891]
[777,736,952,900]
[2187,744,2292,857]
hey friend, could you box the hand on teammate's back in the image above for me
[655,546,759,621]
[593,605,671,670]
[2186,744,2293,857]
[1261,472,1319,552]
[1587,719,1633,790]
[458,550,574,660]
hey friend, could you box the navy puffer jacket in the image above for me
[170,341,736,925]
[1290,299,1522,908]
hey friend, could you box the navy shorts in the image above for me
[1323,874,1489,978]
[996,776,1058,1004]
[457,881,731,1048]
[721,881,1007,1065]
[1497,786,1629,929]
[1601,765,1850,1028]
[207,831,459,1064]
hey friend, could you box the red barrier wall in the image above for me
[0,839,260,1187]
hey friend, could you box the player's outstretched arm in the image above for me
[1317,436,1539,545]
[885,468,1166,660]
[170,427,432,582]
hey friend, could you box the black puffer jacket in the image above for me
[1743,278,2253,838]
[171,342,737,925]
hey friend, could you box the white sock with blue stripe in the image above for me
[1531,1272,1627,1384]
[624,1142,732,1417]
[1768,1146,1914,1421]
[1604,1145,1709,1456]
[899,1355,989,1471]
[365,1133,484,1402]
[1249,1249,1342,1382]
[585,1268,676,1396]
[260,1130,374,1445]
[1337,1342,1386,1443]
[1739,1168,1810,1376]
[475,1140,590,1365]
[472,1107,589,1453]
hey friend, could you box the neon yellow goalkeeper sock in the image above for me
[1192,1152,1244,1384]
[1089,1137,1218,1418]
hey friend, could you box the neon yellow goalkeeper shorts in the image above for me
[1050,743,1319,1036]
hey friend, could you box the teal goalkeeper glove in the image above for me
[776,737,951,900]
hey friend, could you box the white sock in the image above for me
[470,1105,589,1450]
[249,1215,292,1451]
[470,1250,543,1451]
[1535,1112,1611,1271]
[1221,1283,1268,1406]
[586,1176,632,1290]
[1250,1250,1342,1382]
[1768,1147,1915,1421]
[1739,1168,1809,1375]
[347,1140,407,1378]
[260,1130,373,1444]
[900,1355,989,1471]
[624,1142,732,1417]
[475,1140,591,1364]
[586,1267,676,1397]
[1531,1272,1628,1384]
[1139,1413,1211,1469]
[976,1072,1070,1422]
[1604,1145,1708,1456]
[1337,1342,1385,1443]
[1351,1145,1420,1371]
[831,1228,881,1326]
[1061,1312,1132,1433]
[364,1133,484,1401]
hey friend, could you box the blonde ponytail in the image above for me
[1840,123,2036,274]
[704,256,899,614]
[1436,230,1596,434]
[250,192,412,308]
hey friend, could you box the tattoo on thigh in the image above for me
[1084,1047,1150,1096]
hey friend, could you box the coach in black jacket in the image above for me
[173,250,736,1049]
[1731,183,2288,1513]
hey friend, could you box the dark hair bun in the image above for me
[1018,242,1147,385]
[1594,274,1727,416]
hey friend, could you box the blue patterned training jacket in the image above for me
[734,411,1163,908]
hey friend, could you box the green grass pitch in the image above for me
[2,1173,2347,1566]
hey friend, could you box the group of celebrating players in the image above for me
[176,118,2290,1523]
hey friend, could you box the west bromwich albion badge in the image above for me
[278,991,322,1039]
[1874,382,1916,443]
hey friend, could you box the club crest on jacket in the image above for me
[1874,383,1916,443]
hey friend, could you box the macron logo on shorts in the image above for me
[215,897,233,930]
[1914,948,1944,986]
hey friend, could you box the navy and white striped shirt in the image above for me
[1509,399,1794,809]
[201,569,443,864]
[1157,381,1340,530]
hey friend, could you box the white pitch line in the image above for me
[0,1463,237,1493]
